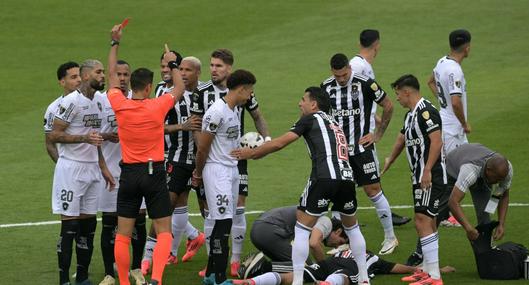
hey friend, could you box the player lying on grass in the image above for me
[233,250,455,285]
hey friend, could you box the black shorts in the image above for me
[412,170,448,218]
[304,259,355,282]
[117,161,172,219]
[349,149,380,186]
[238,160,248,196]
[298,179,357,216]
[166,161,193,194]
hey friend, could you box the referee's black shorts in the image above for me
[117,161,172,219]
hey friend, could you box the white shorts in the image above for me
[52,158,103,216]
[443,132,468,154]
[203,163,239,220]
[98,176,146,212]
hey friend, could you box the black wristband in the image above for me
[168,61,178,70]
[110,39,120,46]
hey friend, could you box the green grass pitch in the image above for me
[1,0,528,284]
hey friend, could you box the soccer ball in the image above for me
[240,132,264,149]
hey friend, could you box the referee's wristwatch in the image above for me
[110,39,120,46]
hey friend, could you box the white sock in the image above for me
[331,211,341,220]
[252,272,282,285]
[421,232,440,279]
[231,207,246,262]
[370,191,395,240]
[143,236,157,261]
[325,273,345,285]
[185,221,199,240]
[344,223,368,282]
[292,222,311,285]
[171,206,188,256]
[204,210,214,255]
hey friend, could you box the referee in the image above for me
[106,24,185,285]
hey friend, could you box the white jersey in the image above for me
[44,95,65,157]
[202,99,240,167]
[432,55,467,135]
[55,90,104,162]
[349,55,375,80]
[97,90,132,175]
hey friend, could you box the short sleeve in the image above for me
[55,95,78,124]
[202,107,223,134]
[107,88,127,111]
[363,78,386,103]
[156,93,175,114]
[313,216,332,239]
[455,163,481,193]
[447,68,464,96]
[190,91,205,115]
[290,115,313,136]
[418,107,441,135]
[44,103,57,133]
[244,93,259,112]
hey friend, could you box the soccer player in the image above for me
[427,29,472,228]
[231,87,370,285]
[141,54,205,273]
[191,49,270,276]
[427,29,472,154]
[382,74,447,285]
[348,29,411,227]
[321,53,398,255]
[234,250,455,285]
[447,143,512,241]
[106,24,184,285]
[49,58,115,285]
[97,60,147,285]
[192,69,258,285]
[44,61,81,163]
[250,206,348,262]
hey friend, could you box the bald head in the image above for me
[485,154,509,184]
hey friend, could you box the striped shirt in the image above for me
[321,73,386,156]
[290,111,353,181]
[155,82,196,165]
[400,98,447,184]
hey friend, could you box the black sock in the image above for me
[58,219,80,285]
[76,217,97,282]
[212,218,232,284]
[101,214,117,276]
[131,213,147,269]
[205,224,217,277]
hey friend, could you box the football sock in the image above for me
[57,219,79,285]
[211,218,232,284]
[115,234,131,285]
[271,261,293,272]
[131,213,147,269]
[231,207,246,262]
[171,206,188,256]
[75,216,96,282]
[421,232,440,279]
[370,191,395,240]
[151,232,173,283]
[292,222,312,285]
[325,273,345,285]
[101,214,117,276]
[204,210,215,255]
[186,221,199,240]
[344,223,368,282]
[143,235,157,262]
[252,272,281,285]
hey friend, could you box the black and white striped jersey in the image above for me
[321,74,386,156]
[290,111,353,181]
[400,98,447,185]
[155,82,196,165]
[190,80,259,136]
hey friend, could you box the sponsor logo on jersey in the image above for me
[227,125,239,139]
[406,138,423,147]
[83,114,102,128]
[331,108,361,117]
[341,169,353,179]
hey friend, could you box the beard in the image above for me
[91,80,105,91]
